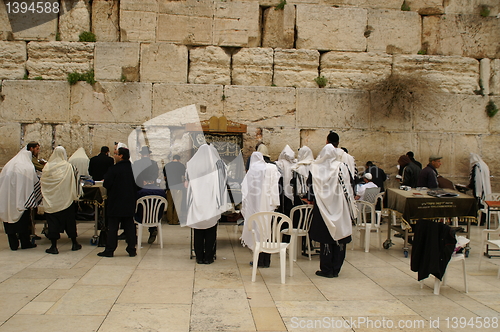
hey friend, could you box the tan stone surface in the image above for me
[406,0,444,15]
[296,5,367,51]
[91,0,119,42]
[488,96,500,133]
[0,123,21,166]
[188,46,231,85]
[0,1,12,40]
[213,1,260,47]
[423,15,500,59]
[416,132,454,176]
[393,55,480,94]
[232,48,273,86]
[320,51,392,90]
[94,42,140,81]
[451,134,482,176]
[157,14,212,45]
[140,43,188,83]
[159,0,213,16]
[274,49,320,88]
[0,80,69,122]
[10,6,58,41]
[480,58,491,96]
[296,88,370,129]
[26,41,94,80]
[243,124,300,162]
[491,59,500,96]
[23,123,55,162]
[59,0,91,42]
[0,41,26,79]
[89,123,136,156]
[120,10,157,42]
[367,9,421,54]
[223,86,296,127]
[54,124,93,156]
[444,0,499,16]
[70,82,152,124]
[262,5,295,49]
[369,90,413,132]
[152,84,224,120]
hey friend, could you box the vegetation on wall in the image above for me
[314,76,328,88]
[67,70,95,85]
[275,0,287,10]
[480,5,491,17]
[486,100,498,117]
[401,1,411,11]
[79,31,96,42]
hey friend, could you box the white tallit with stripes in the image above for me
[68,147,90,177]
[275,145,296,201]
[291,146,314,197]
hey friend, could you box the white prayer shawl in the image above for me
[41,146,80,214]
[311,144,356,241]
[275,145,296,201]
[336,148,356,180]
[356,182,378,201]
[68,147,90,177]
[470,153,491,205]
[241,152,281,250]
[291,146,314,197]
[0,149,39,223]
[186,144,229,230]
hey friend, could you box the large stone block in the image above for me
[320,51,392,90]
[94,42,140,81]
[367,9,421,54]
[262,5,295,49]
[152,84,224,120]
[140,43,188,83]
[54,123,93,155]
[26,41,94,80]
[487,96,500,133]
[296,89,370,129]
[0,81,70,122]
[223,86,296,127]
[405,0,444,15]
[0,41,26,79]
[89,123,137,156]
[369,90,414,132]
[188,46,231,85]
[157,14,212,45]
[70,82,152,124]
[23,122,55,162]
[232,48,273,86]
[213,1,260,47]
[451,134,482,176]
[159,0,213,16]
[274,49,320,88]
[481,130,500,178]
[416,132,454,176]
[9,3,58,41]
[91,0,119,42]
[243,126,300,162]
[296,5,367,51]
[59,0,91,41]
[444,0,499,16]
[491,59,500,95]
[393,55,480,94]
[0,1,12,40]
[0,122,21,166]
[423,15,500,59]
[120,10,157,42]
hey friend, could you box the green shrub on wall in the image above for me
[79,31,96,42]
[486,100,498,117]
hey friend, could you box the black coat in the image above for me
[89,153,114,181]
[104,160,138,217]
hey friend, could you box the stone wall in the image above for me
[0,0,500,190]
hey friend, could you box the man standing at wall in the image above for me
[27,141,45,172]
[89,146,114,181]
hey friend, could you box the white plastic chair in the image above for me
[281,205,314,261]
[423,252,468,295]
[134,195,167,253]
[354,200,382,252]
[478,223,500,278]
[247,212,293,284]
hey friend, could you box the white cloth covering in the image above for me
[470,153,491,206]
[185,144,230,229]
[68,147,90,177]
[0,148,39,223]
[336,147,356,180]
[291,146,314,197]
[356,181,378,201]
[240,152,281,250]
[41,146,80,214]
[275,145,296,201]
[311,144,356,241]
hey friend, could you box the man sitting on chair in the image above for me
[136,177,166,245]
[355,173,378,201]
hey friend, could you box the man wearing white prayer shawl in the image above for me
[241,152,281,267]
[309,144,357,278]
[327,131,356,185]
[41,146,82,254]
[68,147,90,177]
[468,153,491,223]
[0,148,41,250]
[276,145,296,217]
[185,144,230,264]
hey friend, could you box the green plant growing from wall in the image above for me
[314,76,328,88]
[121,74,128,83]
[486,100,498,117]
[34,76,43,80]
[55,32,61,41]
[480,5,491,17]
[67,70,95,85]
[275,0,286,10]
[79,31,96,42]
[401,1,411,11]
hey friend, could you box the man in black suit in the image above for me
[88,146,114,181]
[98,147,138,257]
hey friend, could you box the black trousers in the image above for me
[193,224,217,261]
[45,204,77,240]
[106,216,136,253]
[319,242,347,276]
[3,209,32,250]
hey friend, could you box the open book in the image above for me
[427,189,459,198]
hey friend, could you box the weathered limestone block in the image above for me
[288,1,401,9]
[480,58,491,96]
[488,96,500,132]
[243,126,300,162]
[54,124,93,155]
[91,0,119,42]
[452,134,482,176]
[369,90,413,132]
[152,84,224,119]
[417,132,455,176]
[0,123,21,166]
[262,5,295,49]
[140,43,188,83]
[482,128,500,179]
[159,0,213,16]
[296,89,370,129]
[423,15,500,59]
[90,123,136,156]
[405,0,444,15]
[296,5,367,51]
[393,55,480,94]
[414,93,489,133]
[26,41,94,80]
[120,10,157,42]
[70,82,152,124]
[9,4,58,41]
[214,1,260,47]
[223,86,296,127]
[320,51,392,90]
[188,46,231,85]
[0,1,13,40]
[94,42,140,81]
[274,49,320,88]
[0,81,70,122]
[232,48,273,86]
[59,0,91,41]
[367,9,421,54]
[444,0,499,16]
[491,59,500,95]
[0,41,26,79]
[23,123,54,161]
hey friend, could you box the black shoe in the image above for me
[45,247,59,254]
[32,235,42,240]
[127,249,137,257]
[117,232,126,240]
[97,251,113,257]
[71,243,82,251]
[315,270,336,278]
[21,243,37,249]
[196,259,205,264]
[147,231,157,244]
[204,258,214,264]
